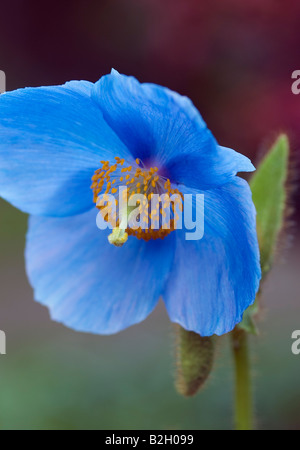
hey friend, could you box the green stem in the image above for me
[231,329,253,430]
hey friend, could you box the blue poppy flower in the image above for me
[0,70,261,336]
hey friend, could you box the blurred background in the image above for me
[0,0,299,430]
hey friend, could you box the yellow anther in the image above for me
[108,228,128,247]
[91,157,184,243]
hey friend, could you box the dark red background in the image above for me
[1,0,299,211]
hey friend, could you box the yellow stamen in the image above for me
[91,157,184,244]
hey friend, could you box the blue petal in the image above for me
[93,70,255,189]
[0,81,130,217]
[25,208,175,334]
[162,177,261,336]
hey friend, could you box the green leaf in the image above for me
[239,134,289,334]
[175,326,215,396]
[250,134,289,276]
[239,301,259,335]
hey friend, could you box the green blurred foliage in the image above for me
[0,320,299,430]
[0,200,300,430]
[0,199,27,255]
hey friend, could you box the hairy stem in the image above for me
[231,329,253,430]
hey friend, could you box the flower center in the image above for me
[91,157,183,246]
